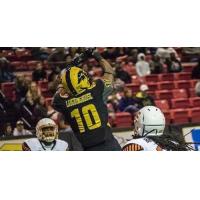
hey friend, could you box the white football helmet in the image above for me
[134,106,165,137]
[36,118,58,143]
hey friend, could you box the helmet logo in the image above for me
[78,71,87,84]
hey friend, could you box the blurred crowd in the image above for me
[0,47,200,137]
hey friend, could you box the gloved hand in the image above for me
[71,48,95,67]
[84,47,96,56]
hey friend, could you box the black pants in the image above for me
[84,136,122,151]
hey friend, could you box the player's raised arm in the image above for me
[92,50,114,84]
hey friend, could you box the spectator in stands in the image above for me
[13,120,32,136]
[29,47,51,60]
[15,75,30,101]
[149,55,164,74]
[0,57,15,83]
[26,82,41,103]
[192,58,200,79]
[135,53,151,77]
[114,78,125,92]
[107,96,117,121]
[23,95,36,113]
[48,47,68,69]
[32,62,47,82]
[22,82,41,113]
[48,67,60,94]
[102,47,120,60]
[115,65,132,83]
[182,48,200,62]
[156,47,179,64]
[166,52,182,73]
[34,96,48,121]
[118,88,140,113]
[1,123,13,137]
[135,84,155,108]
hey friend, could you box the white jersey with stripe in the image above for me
[124,137,163,151]
[24,138,69,151]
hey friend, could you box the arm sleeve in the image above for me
[52,92,65,113]
[136,63,142,77]
[101,79,114,104]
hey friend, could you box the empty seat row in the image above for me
[112,112,133,128]
[144,72,192,82]
[155,97,200,111]
[111,109,200,126]
[10,60,50,71]
[150,89,197,100]
[163,107,200,124]
[126,80,198,93]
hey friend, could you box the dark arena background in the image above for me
[0,47,200,150]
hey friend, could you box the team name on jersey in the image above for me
[66,93,93,108]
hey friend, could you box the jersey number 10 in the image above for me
[71,104,102,133]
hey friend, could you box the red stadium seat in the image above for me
[125,83,140,93]
[159,73,174,82]
[1,82,16,101]
[158,81,175,90]
[1,50,17,61]
[190,79,198,88]
[155,100,170,111]
[41,90,52,98]
[38,80,48,91]
[145,74,159,82]
[174,72,191,80]
[156,90,173,100]
[27,60,41,70]
[114,112,132,128]
[172,89,188,99]
[15,49,32,58]
[163,111,171,124]
[174,80,191,89]
[188,107,200,123]
[170,109,189,124]
[189,97,200,107]
[147,82,159,91]
[189,88,197,97]
[10,61,28,71]
[182,62,196,73]
[171,98,190,109]
[1,82,15,91]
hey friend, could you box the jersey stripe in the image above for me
[123,143,144,151]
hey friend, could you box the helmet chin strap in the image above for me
[142,127,158,137]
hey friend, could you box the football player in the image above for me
[123,106,188,151]
[22,118,69,151]
[52,48,121,151]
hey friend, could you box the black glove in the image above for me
[71,48,95,67]
[84,48,96,56]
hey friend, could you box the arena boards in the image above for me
[0,131,133,151]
